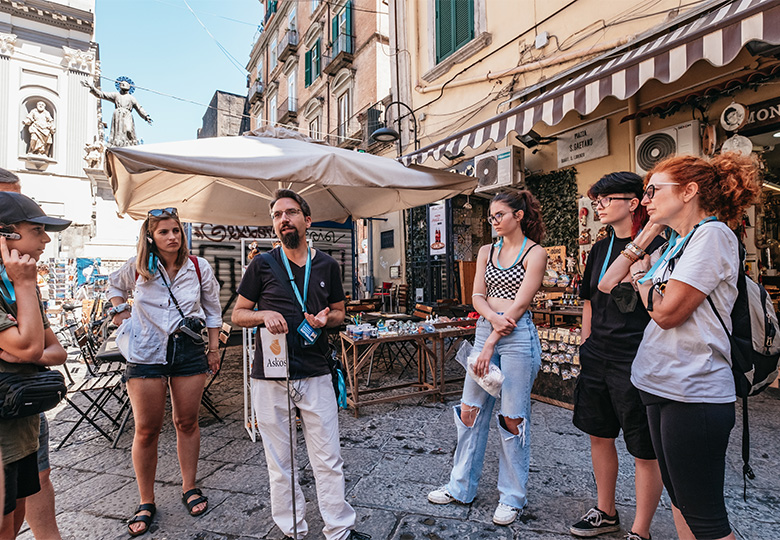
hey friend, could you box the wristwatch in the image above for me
[109,303,131,317]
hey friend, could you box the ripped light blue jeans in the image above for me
[446,312,541,510]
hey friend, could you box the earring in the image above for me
[146,236,153,244]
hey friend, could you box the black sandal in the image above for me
[127,503,156,537]
[182,487,208,516]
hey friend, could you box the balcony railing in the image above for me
[323,33,354,75]
[278,30,299,63]
[277,97,298,124]
[327,116,361,148]
[248,80,264,104]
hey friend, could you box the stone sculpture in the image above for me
[81,77,152,147]
[22,101,56,156]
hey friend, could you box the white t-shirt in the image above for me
[631,221,738,403]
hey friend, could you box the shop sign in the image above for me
[429,203,447,256]
[556,119,609,168]
[740,97,780,135]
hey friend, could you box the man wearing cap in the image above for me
[0,192,70,539]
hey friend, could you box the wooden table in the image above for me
[340,332,439,416]
[427,326,476,398]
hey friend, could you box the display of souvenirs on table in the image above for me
[538,325,581,380]
[345,316,476,340]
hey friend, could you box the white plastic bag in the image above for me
[455,340,473,370]
[466,351,505,397]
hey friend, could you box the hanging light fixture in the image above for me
[463,195,473,210]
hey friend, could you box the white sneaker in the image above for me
[427,486,455,504]
[492,502,520,525]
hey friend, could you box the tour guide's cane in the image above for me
[285,350,298,539]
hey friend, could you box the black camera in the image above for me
[178,317,206,345]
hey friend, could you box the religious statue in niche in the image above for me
[81,76,152,147]
[83,136,106,169]
[22,101,56,156]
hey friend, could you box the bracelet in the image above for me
[472,293,485,297]
[632,270,647,277]
[625,242,646,259]
[621,250,640,263]
[208,348,218,353]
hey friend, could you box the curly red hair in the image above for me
[647,152,762,227]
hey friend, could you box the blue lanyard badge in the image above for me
[279,247,321,346]
[0,265,15,304]
[598,233,615,283]
[638,217,716,285]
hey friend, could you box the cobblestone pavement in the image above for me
[18,345,780,540]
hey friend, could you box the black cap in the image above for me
[0,192,71,232]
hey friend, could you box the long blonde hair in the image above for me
[135,213,189,281]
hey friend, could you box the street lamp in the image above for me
[370,101,419,154]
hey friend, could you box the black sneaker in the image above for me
[347,532,371,540]
[570,507,620,537]
[625,531,651,540]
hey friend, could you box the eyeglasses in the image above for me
[643,183,680,200]
[271,208,303,220]
[148,207,178,218]
[590,196,634,211]
[487,211,514,226]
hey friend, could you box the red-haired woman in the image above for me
[599,153,761,540]
[108,208,222,537]
[428,190,547,527]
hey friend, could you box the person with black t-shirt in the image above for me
[232,190,370,540]
[570,173,664,540]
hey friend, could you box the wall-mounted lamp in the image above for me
[371,101,419,155]
[518,129,558,149]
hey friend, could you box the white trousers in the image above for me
[251,374,356,540]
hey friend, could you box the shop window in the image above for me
[381,230,394,249]
[435,0,474,63]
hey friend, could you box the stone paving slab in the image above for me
[15,348,780,540]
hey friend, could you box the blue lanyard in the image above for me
[495,236,528,270]
[598,233,615,283]
[0,265,15,304]
[279,247,311,313]
[638,217,716,285]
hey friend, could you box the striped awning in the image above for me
[401,0,780,166]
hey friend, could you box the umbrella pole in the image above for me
[286,361,298,539]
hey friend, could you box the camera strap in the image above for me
[157,265,186,320]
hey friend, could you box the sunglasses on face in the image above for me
[148,207,178,218]
[590,196,634,211]
[642,183,680,200]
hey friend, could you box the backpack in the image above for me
[672,225,780,498]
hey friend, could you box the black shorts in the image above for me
[572,340,655,459]
[3,451,41,515]
[124,333,209,381]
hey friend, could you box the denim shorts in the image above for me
[124,333,209,381]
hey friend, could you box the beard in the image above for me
[280,227,301,249]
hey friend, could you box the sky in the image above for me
[94,0,263,145]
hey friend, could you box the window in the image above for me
[304,39,321,87]
[269,95,277,124]
[337,92,350,139]
[380,230,394,249]
[256,109,264,130]
[257,60,263,84]
[309,117,320,139]
[270,36,278,69]
[331,1,353,55]
[312,0,320,10]
[435,0,474,63]
[287,73,296,112]
[288,4,296,30]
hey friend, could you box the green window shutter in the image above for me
[305,49,312,87]
[314,40,321,78]
[454,0,474,51]
[332,15,339,47]
[346,1,353,53]
[435,0,454,62]
[436,0,473,63]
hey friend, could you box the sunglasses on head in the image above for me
[148,207,178,218]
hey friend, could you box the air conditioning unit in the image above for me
[474,146,525,194]
[635,120,700,176]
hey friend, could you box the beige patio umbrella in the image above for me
[105,126,473,225]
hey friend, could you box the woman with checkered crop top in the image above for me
[428,190,547,526]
